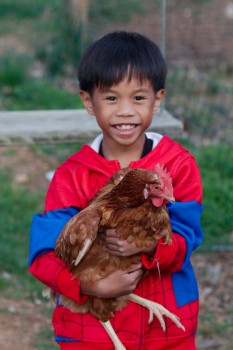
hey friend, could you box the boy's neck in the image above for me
[101,135,146,168]
[103,148,141,168]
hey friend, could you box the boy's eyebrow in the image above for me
[101,88,115,93]
[101,87,151,93]
[134,88,151,93]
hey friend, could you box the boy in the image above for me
[29,31,203,349]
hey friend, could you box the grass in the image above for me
[198,309,233,343]
[34,328,58,350]
[166,66,233,142]
[89,0,152,23]
[0,1,45,19]
[0,170,45,299]
[31,142,84,164]
[178,140,233,245]
[0,54,83,110]
[1,79,83,110]
[0,0,157,76]
[0,54,28,87]
[0,51,84,110]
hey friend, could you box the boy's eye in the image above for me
[134,96,146,101]
[106,96,117,101]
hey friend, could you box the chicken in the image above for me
[54,164,185,350]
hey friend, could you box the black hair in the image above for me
[77,31,167,95]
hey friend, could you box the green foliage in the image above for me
[179,140,233,244]
[0,170,44,299]
[197,145,233,243]
[34,0,155,75]
[1,79,83,110]
[0,52,83,110]
[35,1,88,76]
[36,21,85,76]
[0,0,45,19]
[31,143,84,164]
[198,309,233,338]
[33,328,58,350]
[89,0,149,23]
[0,0,83,76]
[0,55,28,87]
[166,65,233,142]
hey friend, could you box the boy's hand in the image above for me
[81,263,143,298]
[100,229,157,257]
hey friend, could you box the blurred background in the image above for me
[1,0,233,141]
[0,1,232,349]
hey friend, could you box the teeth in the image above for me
[116,125,135,131]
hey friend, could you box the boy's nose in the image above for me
[115,100,135,117]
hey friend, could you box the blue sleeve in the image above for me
[167,200,204,307]
[167,200,204,266]
[28,207,80,266]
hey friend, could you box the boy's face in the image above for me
[80,76,164,155]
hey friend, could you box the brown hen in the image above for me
[54,164,185,350]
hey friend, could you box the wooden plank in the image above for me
[0,109,183,145]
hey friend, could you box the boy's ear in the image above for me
[79,90,95,115]
[153,89,165,114]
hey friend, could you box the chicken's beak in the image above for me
[165,194,175,204]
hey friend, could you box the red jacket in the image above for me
[29,134,203,348]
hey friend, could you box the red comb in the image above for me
[154,164,173,195]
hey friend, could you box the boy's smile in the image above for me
[80,76,164,165]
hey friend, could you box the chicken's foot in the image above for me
[128,293,185,332]
[100,320,126,350]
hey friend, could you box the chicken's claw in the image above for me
[101,320,126,350]
[128,293,185,332]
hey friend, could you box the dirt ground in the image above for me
[0,297,51,350]
[0,146,232,350]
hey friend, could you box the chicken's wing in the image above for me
[55,208,101,268]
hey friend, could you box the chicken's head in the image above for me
[105,166,174,209]
[144,164,175,207]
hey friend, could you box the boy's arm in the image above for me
[29,251,88,303]
[28,208,88,304]
[29,160,93,303]
[29,210,144,301]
